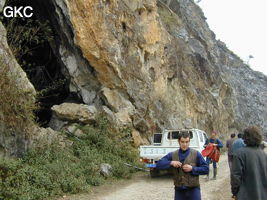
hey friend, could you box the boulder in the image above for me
[100,163,112,177]
[49,103,98,129]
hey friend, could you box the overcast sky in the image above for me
[198,0,267,75]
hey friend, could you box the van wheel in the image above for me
[150,169,160,177]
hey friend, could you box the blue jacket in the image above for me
[156,148,208,197]
[156,148,208,175]
[232,138,246,154]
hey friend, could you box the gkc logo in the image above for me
[3,6,33,18]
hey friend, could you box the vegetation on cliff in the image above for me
[0,57,36,133]
[0,117,140,200]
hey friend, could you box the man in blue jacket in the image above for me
[156,132,208,200]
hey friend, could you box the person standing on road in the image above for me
[231,133,246,154]
[156,132,208,200]
[204,131,223,180]
[230,133,246,199]
[231,126,267,200]
[226,133,236,172]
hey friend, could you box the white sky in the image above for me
[198,0,267,75]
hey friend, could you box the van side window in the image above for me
[189,131,193,139]
[167,131,179,139]
[172,131,179,139]
[167,131,193,139]
[153,134,162,144]
[180,131,193,139]
[199,132,204,142]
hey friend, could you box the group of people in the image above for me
[226,127,267,200]
[156,126,267,200]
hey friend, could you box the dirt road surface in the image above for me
[59,154,233,200]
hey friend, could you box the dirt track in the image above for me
[59,154,233,200]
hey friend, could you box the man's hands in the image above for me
[171,161,182,168]
[170,161,193,172]
[182,164,193,172]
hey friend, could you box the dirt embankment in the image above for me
[58,154,233,200]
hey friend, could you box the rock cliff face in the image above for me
[0,0,266,154]
[46,0,265,138]
[45,0,237,138]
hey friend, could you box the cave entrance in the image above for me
[1,0,70,127]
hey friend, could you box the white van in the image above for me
[139,129,208,176]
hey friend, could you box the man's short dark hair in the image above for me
[243,126,262,147]
[237,133,243,138]
[230,133,236,138]
[178,132,191,140]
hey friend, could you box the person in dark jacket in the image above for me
[204,131,223,180]
[231,126,267,200]
[226,133,236,172]
[156,132,208,200]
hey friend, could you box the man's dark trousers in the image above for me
[175,187,201,200]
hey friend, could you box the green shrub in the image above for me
[0,57,36,133]
[0,117,141,199]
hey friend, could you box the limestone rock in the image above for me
[0,21,36,157]
[50,0,264,138]
[132,129,149,147]
[65,123,84,138]
[133,118,149,133]
[48,114,68,131]
[0,0,5,11]
[100,163,112,177]
[0,122,28,157]
[30,126,72,148]
[0,23,35,95]
[50,103,98,125]
[102,106,117,123]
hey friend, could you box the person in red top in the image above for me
[203,131,223,180]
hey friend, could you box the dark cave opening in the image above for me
[1,0,70,127]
